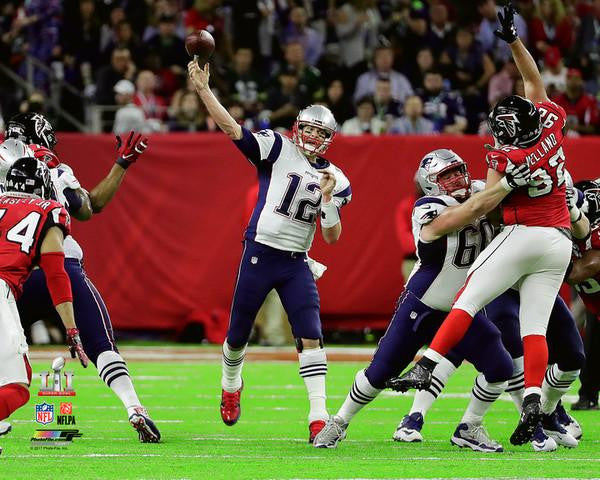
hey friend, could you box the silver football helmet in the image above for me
[292,104,337,156]
[0,138,34,180]
[416,149,471,199]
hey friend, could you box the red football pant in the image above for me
[0,383,30,421]
[523,335,548,389]
[429,309,473,356]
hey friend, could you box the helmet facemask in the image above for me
[432,164,471,201]
[292,121,335,156]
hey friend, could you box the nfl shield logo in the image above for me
[35,403,54,425]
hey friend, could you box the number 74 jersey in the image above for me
[241,129,351,252]
[486,100,570,228]
[0,195,70,297]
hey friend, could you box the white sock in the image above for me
[524,386,542,398]
[410,357,456,418]
[507,356,524,412]
[298,347,328,422]
[221,341,246,393]
[337,369,381,424]
[461,374,507,424]
[97,351,141,417]
[423,348,445,363]
[541,364,580,414]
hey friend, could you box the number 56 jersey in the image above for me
[0,194,70,297]
[233,128,352,252]
[405,181,494,311]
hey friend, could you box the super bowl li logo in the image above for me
[32,356,81,446]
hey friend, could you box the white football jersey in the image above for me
[235,129,351,252]
[406,181,494,311]
[50,163,84,260]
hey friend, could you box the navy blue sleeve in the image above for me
[63,188,84,214]
[232,127,261,165]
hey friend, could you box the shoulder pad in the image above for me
[413,197,448,226]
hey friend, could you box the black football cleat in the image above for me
[385,363,433,392]
[571,396,599,411]
[510,396,541,446]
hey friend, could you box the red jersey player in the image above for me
[388,1,582,447]
[0,157,87,433]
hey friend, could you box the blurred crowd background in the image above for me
[1,0,600,136]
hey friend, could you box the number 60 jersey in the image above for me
[233,128,351,252]
[405,181,494,312]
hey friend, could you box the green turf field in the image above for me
[1,353,598,479]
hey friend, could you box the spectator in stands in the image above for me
[263,66,309,130]
[407,47,436,90]
[389,95,435,135]
[373,77,402,131]
[574,0,600,81]
[168,91,206,132]
[19,90,47,114]
[477,0,528,65]
[95,47,136,105]
[282,41,323,101]
[231,2,261,53]
[184,0,231,60]
[143,1,186,42]
[488,59,519,106]
[168,76,195,118]
[418,70,467,134]
[428,3,456,56]
[102,20,143,66]
[341,96,386,135]
[282,6,324,67]
[354,44,413,103]
[133,70,167,123]
[541,46,567,96]
[61,0,101,70]
[552,68,600,136]
[100,6,125,53]
[440,26,495,132]
[330,0,369,82]
[112,79,147,134]
[322,79,354,128]
[528,0,574,59]
[144,14,188,75]
[225,47,265,117]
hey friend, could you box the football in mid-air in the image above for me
[185,30,215,66]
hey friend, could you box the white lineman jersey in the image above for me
[50,163,84,260]
[405,181,494,311]
[233,128,352,252]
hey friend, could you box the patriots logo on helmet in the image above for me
[495,113,520,137]
[420,156,433,169]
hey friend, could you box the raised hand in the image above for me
[494,1,518,44]
[319,170,337,201]
[188,60,210,92]
[116,131,148,169]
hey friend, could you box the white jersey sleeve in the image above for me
[412,197,449,227]
[232,127,283,166]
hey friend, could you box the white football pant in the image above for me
[0,279,30,386]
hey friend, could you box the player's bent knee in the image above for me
[295,337,323,352]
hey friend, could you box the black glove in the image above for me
[494,2,518,44]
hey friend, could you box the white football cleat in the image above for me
[555,402,582,440]
[0,421,11,436]
[541,412,578,448]
[393,412,424,442]
[129,406,161,443]
[531,424,557,452]
[450,423,503,453]
[313,415,348,449]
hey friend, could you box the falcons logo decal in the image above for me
[495,113,520,137]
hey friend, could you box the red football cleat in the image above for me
[220,384,243,426]
[309,420,326,443]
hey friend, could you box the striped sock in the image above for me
[541,364,580,414]
[461,374,507,424]
[506,356,524,412]
[298,348,328,422]
[221,341,246,393]
[410,357,457,418]
[97,351,141,417]
[337,369,381,424]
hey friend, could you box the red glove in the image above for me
[30,144,60,168]
[115,131,148,169]
[66,328,89,368]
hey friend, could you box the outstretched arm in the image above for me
[188,61,242,140]
[421,164,530,241]
[494,2,548,103]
